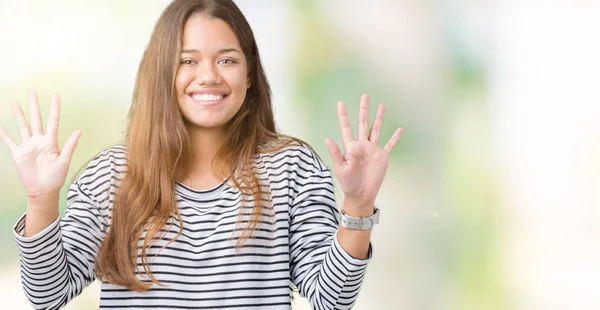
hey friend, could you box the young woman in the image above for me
[0,0,402,309]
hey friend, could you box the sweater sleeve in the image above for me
[13,147,121,310]
[289,147,372,310]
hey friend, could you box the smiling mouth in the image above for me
[189,93,228,106]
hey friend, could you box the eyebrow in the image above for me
[181,48,242,55]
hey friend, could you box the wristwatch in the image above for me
[340,207,380,230]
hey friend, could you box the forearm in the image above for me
[337,196,375,259]
[291,182,373,309]
[25,191,60,237]
[294,228,371,309]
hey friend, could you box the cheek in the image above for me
[226,71,249,93]
[175,70,192,93]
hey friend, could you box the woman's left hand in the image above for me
[324,94,403,206]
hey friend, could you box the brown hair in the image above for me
[95,0,310,291]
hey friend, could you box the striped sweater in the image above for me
[13,144,372,309]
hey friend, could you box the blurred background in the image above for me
[1,0,599,309]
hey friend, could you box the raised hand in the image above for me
[324,94,402,203]
[0,91,82,199]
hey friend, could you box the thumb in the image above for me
[59,129,82,166]
[324,138,343,172]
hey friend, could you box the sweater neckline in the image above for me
[175,176,231,200]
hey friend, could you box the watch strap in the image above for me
[340,207,380,230]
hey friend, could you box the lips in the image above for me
[187,91,228,106]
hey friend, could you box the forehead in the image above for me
[181,14,241,52]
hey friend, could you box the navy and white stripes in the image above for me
[14,144,371,309]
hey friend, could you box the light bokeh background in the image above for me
[1,0,599,309]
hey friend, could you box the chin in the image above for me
[185,119,228,130]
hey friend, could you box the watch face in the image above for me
[373,208,380,224]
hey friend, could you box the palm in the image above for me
[14,135,67,195]
[335,140,389,199]
[0,92,81,198]
[325,94,402,201]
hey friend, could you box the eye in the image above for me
[180,59,196,66]
[218,58,236,65]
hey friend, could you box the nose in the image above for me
[195,61,222,85]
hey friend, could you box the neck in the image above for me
[186,126,228,177]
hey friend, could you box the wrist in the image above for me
[342,196,376,217]
[340,206,380,230]
[27,191,60,211]
[27,189,60,200]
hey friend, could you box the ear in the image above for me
[246,77,252,89]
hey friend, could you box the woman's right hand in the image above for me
[0,91,82,199]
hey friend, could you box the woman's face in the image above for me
[175,13,251,132]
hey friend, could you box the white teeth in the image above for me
[191,94,223,101]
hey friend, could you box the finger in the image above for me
[357,94,370,140]
[58,129,82,165]
[337,101,354,146]
[12,101,32,140]
[47,94,61,138]
[383,128,403,154]
[369,104,385,145]
[28,91,44,135]
[0,125,18,152]
[324,138,343,171]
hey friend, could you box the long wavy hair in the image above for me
[95,0,309,291]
